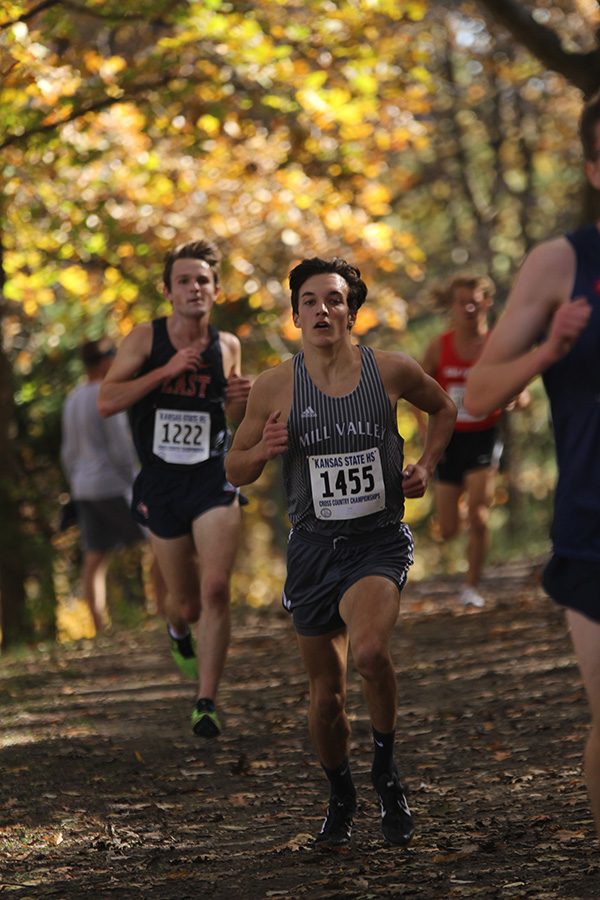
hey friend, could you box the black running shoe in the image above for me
[191,698,222,738]
[374,769,414,846]
[315,794,356,847]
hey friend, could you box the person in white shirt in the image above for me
[61,338,145,631]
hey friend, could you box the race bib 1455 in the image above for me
[308,447,386,520]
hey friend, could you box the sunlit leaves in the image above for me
[0,0,587,369]
[57,266,90,297]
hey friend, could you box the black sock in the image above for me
[167,626,195,659]
[371,727,395,785]
[195,697,215,713]
[322,759,356,802]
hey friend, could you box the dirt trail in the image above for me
[0,568,598,899]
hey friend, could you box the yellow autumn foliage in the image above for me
[57,267,90,296]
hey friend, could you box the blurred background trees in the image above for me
[0,0,597,646]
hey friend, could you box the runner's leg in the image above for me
[464,466,495,588]
[434,482,462,542]
[296,628,356,844]
[149,532,199,633]
[340,575,413,845]
[149,553,168,617]
[339,575,400,732]
[192,501,241,702]
[567,609,600,838]
[81,550,110,632]
[296,629,350,768]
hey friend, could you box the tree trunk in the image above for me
[0,221,32,648]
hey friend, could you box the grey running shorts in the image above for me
[282,523,414,637]
[542,553,600,624]
[435,427,502,486]
[75,497,144,553]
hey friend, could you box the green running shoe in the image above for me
[191,698,222,738]
[169,630,197,680]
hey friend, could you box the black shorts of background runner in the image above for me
[132,456,245,539]
[75,497,145,553]
[435,427,502,486]
[542,554,600,624]
[282,523,414,637]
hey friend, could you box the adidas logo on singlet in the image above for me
[301,406,318,418]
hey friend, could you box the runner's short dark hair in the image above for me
[289,257,368,315]
[163,239,221,290]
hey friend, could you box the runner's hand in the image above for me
[162,348,202,379]
[225,368,252,405]
[544,297,591,363]
[261,410,288,459]
[402,463,428,498]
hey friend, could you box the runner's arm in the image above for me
[399,356,457,484]
[225,372,288,486]
[465,239,587,417]
[221,333,251,426]
[98,325,203,417]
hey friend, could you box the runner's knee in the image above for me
[352,638,390,681]
[200,576,230,608]
[311,685,347,725]
[439,521,459,541]
[468,504,489,533]
[170,590,200,622]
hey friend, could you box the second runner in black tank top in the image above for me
[131,318,229,470]
[283,345,406,536]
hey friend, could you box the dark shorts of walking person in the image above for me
[76,496,144,553]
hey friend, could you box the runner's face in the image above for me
[451,286,490,328]
[294,273,355,343]
[166,259,218,319]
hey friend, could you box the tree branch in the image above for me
[477,0,600,96]
[0,73,177,151]
[0,0,174,30]
[0,0,60,29]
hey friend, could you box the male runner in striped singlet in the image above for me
[227,258,456,847]
[466,92,600,840]
[99,240,251,739]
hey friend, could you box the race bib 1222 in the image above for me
[152,409,211,464]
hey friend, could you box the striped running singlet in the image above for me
[283,345,406,536]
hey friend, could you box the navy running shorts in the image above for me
[75,497,144,553]
[542,554,600,624]
[435,427,502,486]
[282,523,414,637]
[132,457,242,539]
